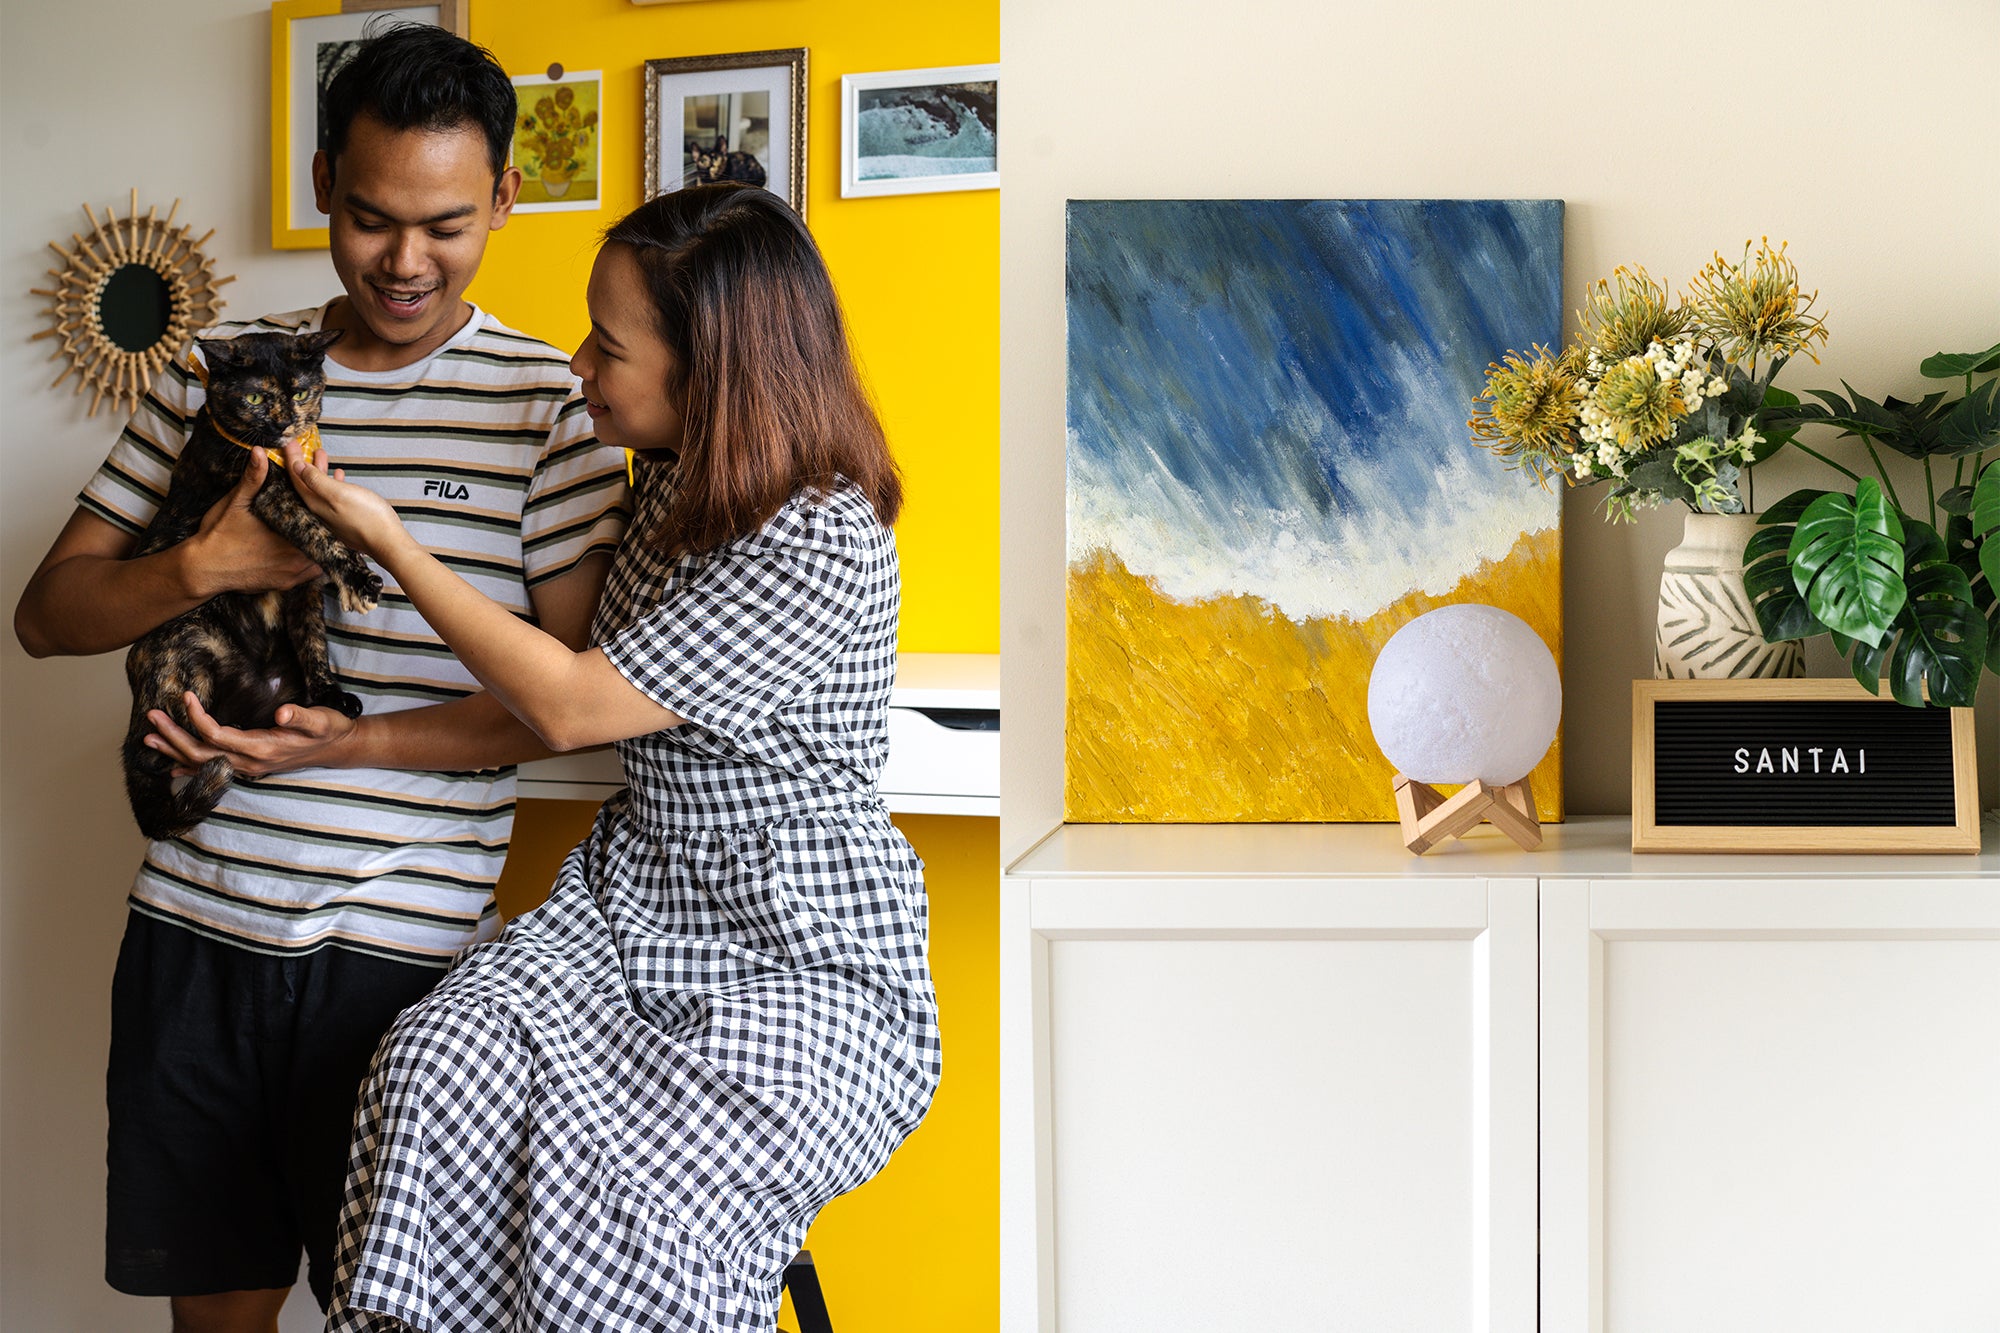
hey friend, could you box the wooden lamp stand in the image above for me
[1392,773,1542,854]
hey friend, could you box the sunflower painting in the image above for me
[510,71,602,212]
[1064,199,1566,822]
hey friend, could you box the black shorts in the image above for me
[105,909,443,1308]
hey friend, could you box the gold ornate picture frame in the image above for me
[644,49,808,219]
[269,0,469,250]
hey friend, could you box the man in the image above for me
[12,26,626,1333]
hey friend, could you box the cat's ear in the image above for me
[294,328,345,359]
[196,337,245,370]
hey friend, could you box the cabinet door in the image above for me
[1002,876,1538,1333]
[1540,877,2000,1333]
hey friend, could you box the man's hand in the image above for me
[146,691,357,778]
[183,447,323,598]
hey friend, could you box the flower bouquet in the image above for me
[1469,239,1828,521]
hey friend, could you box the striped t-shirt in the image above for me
[81,303,629,966]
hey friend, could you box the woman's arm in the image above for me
[284,444,682,752]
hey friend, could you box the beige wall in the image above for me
[1,0,347,1327]
[1000,0,2000,860]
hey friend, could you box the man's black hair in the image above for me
[322,22,516,181]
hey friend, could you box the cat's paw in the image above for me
[335,563,382,614]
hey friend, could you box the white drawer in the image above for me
[881,703,999,815]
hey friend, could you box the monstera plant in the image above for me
[1745,340,2000,707]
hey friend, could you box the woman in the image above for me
[291,185,940,1330]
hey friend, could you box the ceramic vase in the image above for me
[1654,511,1804,679]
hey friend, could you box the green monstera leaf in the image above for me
[1788,479,1907,646]
[1884,553,1988,707]
[1973,460,2000,593]
[1918,340,2000,379]
[1743,489,1830,644]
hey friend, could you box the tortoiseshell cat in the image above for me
[122,329,382,840]
[688,136,768,187]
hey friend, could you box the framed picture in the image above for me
[511,69,602,213]
[269,0,468,250]
[1631,679,1980,854]
[840,64,998,198]
[644,49,807,218]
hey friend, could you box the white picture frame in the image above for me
[840,63,999,199]
[645,49,807,217]
[509,69,604,214]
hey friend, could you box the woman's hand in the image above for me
[282,439,412,561]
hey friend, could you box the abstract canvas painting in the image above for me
[1065,199,1565,822]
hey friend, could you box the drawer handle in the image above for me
[906,707,999,732]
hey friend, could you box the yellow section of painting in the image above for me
[1065,527,1564,822]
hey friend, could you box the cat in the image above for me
[687,136,768,188]
[122,329,382,841]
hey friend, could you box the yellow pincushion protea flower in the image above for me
[1468,344,1584,485]
[1593,354,1685,447]
[1687,238,1830,369]
[1581,266,1693,362]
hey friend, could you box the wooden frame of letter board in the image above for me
[1631,678,1979,854]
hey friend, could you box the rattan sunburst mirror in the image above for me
[32,191,234,417]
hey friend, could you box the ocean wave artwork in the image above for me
[856,81,995,180]
[1064,198,1566,822]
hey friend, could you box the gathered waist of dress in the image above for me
[611,779,889,835]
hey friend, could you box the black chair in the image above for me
[782,1250,833,1333]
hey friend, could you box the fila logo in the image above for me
[422,479,472,500]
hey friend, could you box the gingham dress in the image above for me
[323,471,941,1332]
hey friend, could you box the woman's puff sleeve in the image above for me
[599,498,882,745]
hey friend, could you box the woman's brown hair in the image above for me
[603,185,901,555]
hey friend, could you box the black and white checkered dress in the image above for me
[324,472,941,1331]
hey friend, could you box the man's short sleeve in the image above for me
[521,389,630,586]
[77,353,203,535]
[599,503,875,744]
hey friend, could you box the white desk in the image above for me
[516,651,999,817]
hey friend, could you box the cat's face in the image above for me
[198,330,343,447]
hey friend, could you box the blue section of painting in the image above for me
[1066,198,1562,551]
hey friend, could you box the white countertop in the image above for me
[1007,813,2000,880]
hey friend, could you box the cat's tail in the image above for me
[124,736,233,842]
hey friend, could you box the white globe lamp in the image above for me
[1367,604,1561,853]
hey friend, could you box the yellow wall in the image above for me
[469,0,998,656]
[472,2,998,1329]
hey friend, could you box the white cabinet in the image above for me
[1540,874,2000,1333]
[1003,818,2000,1333]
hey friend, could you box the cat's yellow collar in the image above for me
[186,351,323,467]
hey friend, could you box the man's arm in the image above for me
[143,552,615,775]
[13,450,321,658]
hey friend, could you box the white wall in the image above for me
[2,2,339,1328]
[1000,0,2000,860]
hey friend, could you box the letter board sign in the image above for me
[1631,679,1979,853]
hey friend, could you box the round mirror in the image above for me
[99,263,175,353]
[33,191,231,418]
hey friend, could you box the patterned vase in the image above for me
[1654,511,1804,679]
